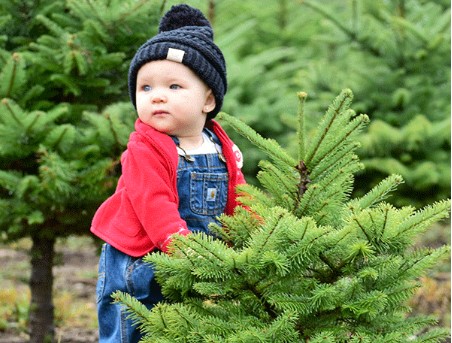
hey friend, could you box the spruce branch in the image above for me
[29,40,57,56]
[0,53,20,98]
[259,160,299,188]
[35,14,67,37]
[235,183,275,209]
[304,88,354,166]
[106,112,122,149]
[218,112,297,168]
[391,15,429,45]
[73,48,88,75]
[351,216,373,244]
[258,161,298,193]
[168,234,235,281]
[1,98,23,126]
[295,162,360,222]
[397,246,450,281]
[111,290,152,329]
[294,183,318,217]
[0,170,22,193]
[318,251,340,277]
[308,113,369,169]
[415,327,452,343]
[347,174,405,211]
[395,199,451,239]
[384,283,419,312]
[168,243,197,269]
[47,125,68,150]
[243,279,279,320]
[215,204,264,247]
[309,141,360,180]
[24,111,44,135]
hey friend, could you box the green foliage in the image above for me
[115,90,450,342]
[292,0,450,206]
[0,0,158,241]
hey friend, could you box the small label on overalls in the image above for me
[207,188,217,202]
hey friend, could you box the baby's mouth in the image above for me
[153,110,169,116]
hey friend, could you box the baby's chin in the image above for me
[140,118,174,134]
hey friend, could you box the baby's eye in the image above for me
[170,84,181,90]
[143,85,152,91]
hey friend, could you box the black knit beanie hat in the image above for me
[128,4,227,119]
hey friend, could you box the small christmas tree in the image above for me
[114,90,450,342]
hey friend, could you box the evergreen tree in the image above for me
[114,90,450,342]
[294,0,450,207]
[0,0,162,341]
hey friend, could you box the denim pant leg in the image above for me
[96,244,164,343]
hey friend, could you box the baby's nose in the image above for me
[151,90,167,103]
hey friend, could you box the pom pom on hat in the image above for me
[159,4,211,34]
[128,4,227,119]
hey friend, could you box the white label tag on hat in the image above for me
[166,48,185,63]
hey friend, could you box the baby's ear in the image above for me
[203,90,216,114]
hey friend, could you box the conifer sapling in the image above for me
[113,89,450,342]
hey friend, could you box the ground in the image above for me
[0,224,450,342]
[0,237,99,343]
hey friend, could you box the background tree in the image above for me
[293,0,450,207]
[0,0,161,341]
[115,90,450,342]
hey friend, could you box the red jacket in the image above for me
[91,119,245,257]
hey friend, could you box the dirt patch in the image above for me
[0,237,99,343]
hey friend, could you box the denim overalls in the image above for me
[174,129,228,235]
[96,128,228,343]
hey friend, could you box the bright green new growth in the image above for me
[113,89,450,342]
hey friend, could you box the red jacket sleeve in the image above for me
[121,131,190,252]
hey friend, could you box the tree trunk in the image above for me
[29,235,56,343]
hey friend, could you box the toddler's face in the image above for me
[135,60,215,140]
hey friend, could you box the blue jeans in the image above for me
[96,243,163,342]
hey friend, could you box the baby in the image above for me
[91,4,246,342]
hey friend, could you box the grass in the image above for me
[54,291,97,329]
[0,288,29,332]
